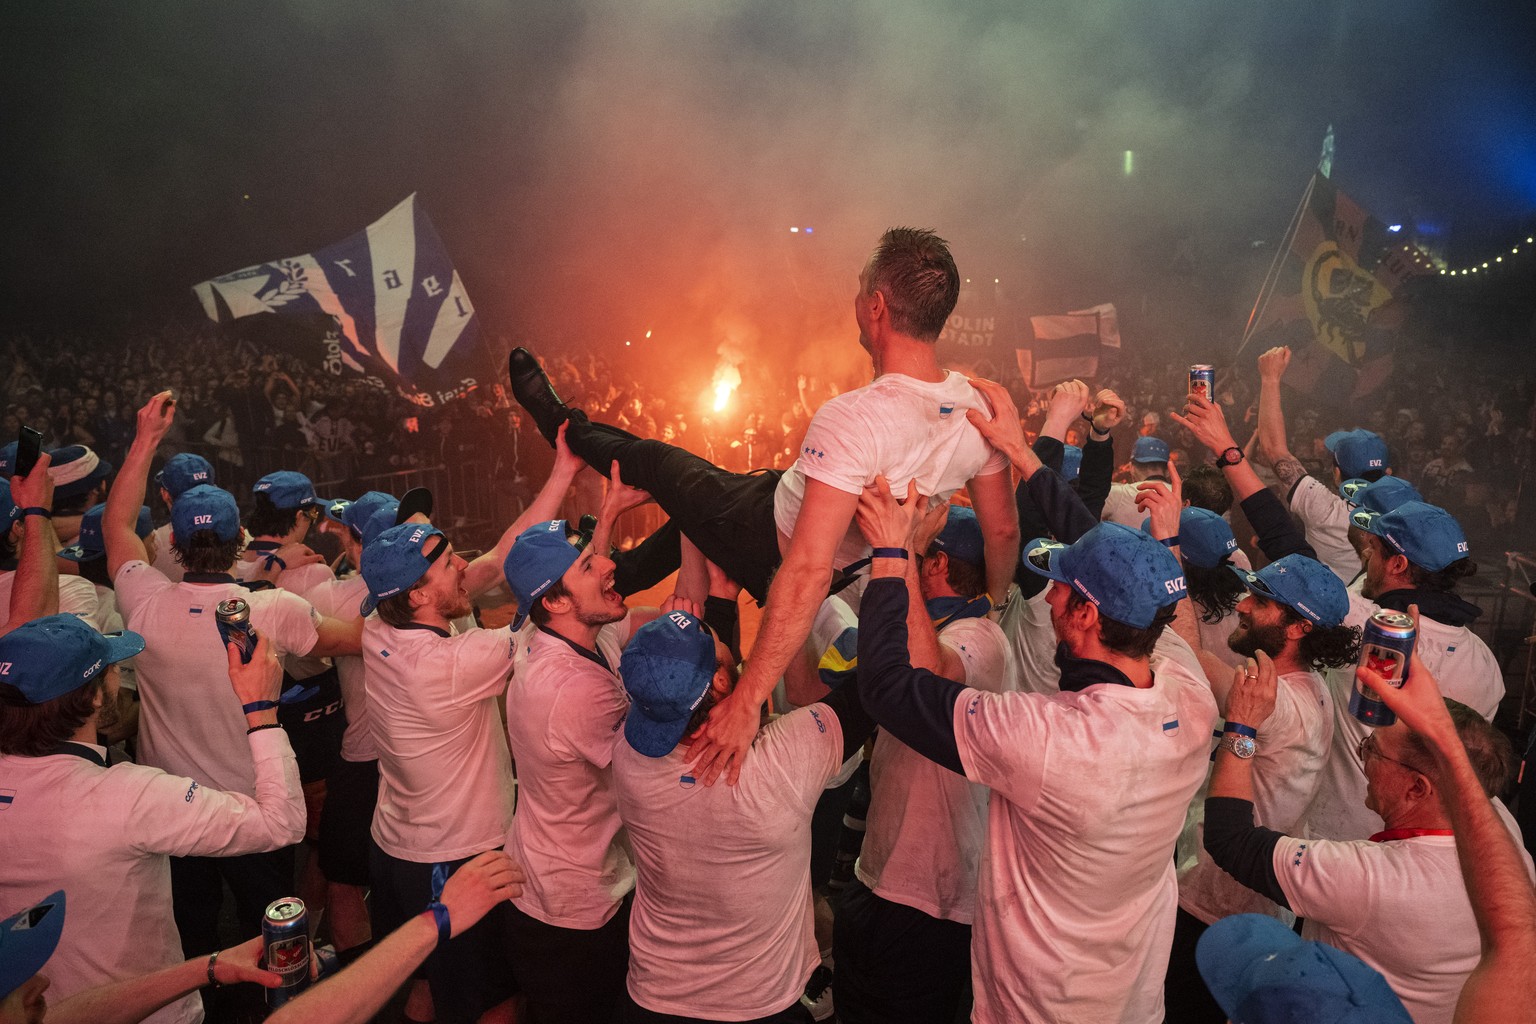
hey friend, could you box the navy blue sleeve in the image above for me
[1013,437,1066,596]
[856,577,966,774]
[818,653,877,763]
[1034,435,1065,476]
[1239,487,1317,562]
[1202,796,1291,909]
[1027,466,1099,544]
[1076,435,1115,521]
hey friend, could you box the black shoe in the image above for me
[508,347,569,446]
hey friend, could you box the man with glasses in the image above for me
[1203,649,1532,1024]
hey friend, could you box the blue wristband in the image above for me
[426,901,452,947]
[1224,721,1258,738]
[20,508,51,519]
[1158,535,1180,548]
[242,700,278,714]
[870,547,909,560]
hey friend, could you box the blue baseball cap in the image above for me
[503,521,586,629]
[0,442,17,477]
[1230,553,1349,627]
[155,453,215,498]
[1350,501,1469,572]
[360,503,406,550]
[1324,429,1390,478]
[1339,476,1421,513]
[929,505,985,567]
[252,470,328,510]
[1141,507,1237,570]
[1022,522,1186,629]
[47,445,114,500]
[1198,913,1410,1024]
[327,491,397,534]
[1060,445,1083,482]
[1132,436,1170,464]
[170,485,242,543]
[0,480,18,531]
[59,502,153,562]
[620,609,719,757]
[0,614,145,704]
[360,522,448,615]
[0,891,66,1001]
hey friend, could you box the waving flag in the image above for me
[1017,303,1121,387]
[192,195,487,407]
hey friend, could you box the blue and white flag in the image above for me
[193,194,486,407]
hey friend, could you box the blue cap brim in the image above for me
[0,890,66,1001]
[624,708,694,759]
[57,546,94,563]
[1020,536,1069,583]
[1197,913,1305,1016]
[103,630,147,665]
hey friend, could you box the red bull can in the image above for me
[1350,610,1415,726]
[262,897,310,1008]
[216,598,257,665]
[1188,365,1216,402]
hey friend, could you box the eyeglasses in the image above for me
[1355,734,1423,775]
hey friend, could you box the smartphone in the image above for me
[15,426,43,477]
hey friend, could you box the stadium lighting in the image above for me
[1387,224,1402,233]
[790,227,799,233]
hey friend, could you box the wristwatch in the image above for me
[1221,721,1257,759]
[1214,446,1244,468]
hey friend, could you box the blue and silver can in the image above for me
[262,897,310,1008]
[215,598,257,664]
[1350,609,1415,726]
[1188,364,1216,402]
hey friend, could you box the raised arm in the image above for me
[464,420,583,598]
[1075,388,1125,520]
[106,391,176,579]
[3,453,58,635]
[1255,346,1310,494]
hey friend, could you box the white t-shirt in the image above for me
[1177,669,1333,924]
[1301,592,1504,841]
[773,371,1008,568]
[149,522,184,583]
[0,570,107,633]
[113,562,321,796]
[1274,802,1534,1024]
[363,616,518,862]
[857,614,1016,924]
[1100,481,1145,528]
[614,705,844,1020]
[953,656,1220,1024]
[0,732,304,1024]
[235,553,336,599]
[304,573,373,762]
[505,620,637,929]
[1290,476,1360,582]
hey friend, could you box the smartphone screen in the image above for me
[15,425,43,477]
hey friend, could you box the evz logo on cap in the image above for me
[409,528,426,543]
[667,611,694,629]
[192,471,208,481]
[194,514,213,525]
[1164,577,1187,595]
[1457,541,1469,553]
[0,662,10,676]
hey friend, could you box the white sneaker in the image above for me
[799,963,834,1022]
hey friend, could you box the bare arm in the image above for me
[47,936,278,1024]
[968,468,1021,605]
[2,453,58,635]
[1170,394,1267,504]
[309,615,363,658]
[892,494,966,681]
[106,391,176,579]
[1255,346,1299,473]
[464,421,582,598]
[687,478,859,784]
[673,534,711,609]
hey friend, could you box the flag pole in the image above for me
[1236,171,1316,360]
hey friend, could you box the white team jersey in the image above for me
[773,371,1008,569]
[149,522,184,582]
[614,705,844,1020]
[1301,591,1504,841]
[1274,802,1533,1024]
[1290,476,1361,582]
[1100,482,1145,528]
[1177,669,1333,924]
[953,655,1219,1024]
[0,571,106,633]
[304,573,373,762]
[0,733,303,1024]
[857,613,1017,924]
[505,619,636,929]
[113,561,321,796]
[363,617,517,862]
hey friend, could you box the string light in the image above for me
[1441,234,1536,277]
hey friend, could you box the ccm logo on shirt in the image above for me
[194,514,214,526]
[1164,577,1187,595]
[808,708,827,734]
[184,782,199,803]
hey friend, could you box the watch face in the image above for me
[1224,733,1256,759]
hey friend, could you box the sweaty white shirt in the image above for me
[0,732,304,1024]
[614,705,844,1020]
[304,573,373,762]
[857,614,1016,924]
[150,522,184,582]
[364,617,518,861]
[0,570,107,633]
[953,656,1219,1024]
[113,561,321,796]
[1274,802,1533,1024]
[1301,592,1504,841]
[505,620,636,929]
[774,371,1008,568]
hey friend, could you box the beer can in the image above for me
[215,598,257,664]
[1188,365,1216,402]
[1350,609,1415,726]
[262,897,310,1009]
